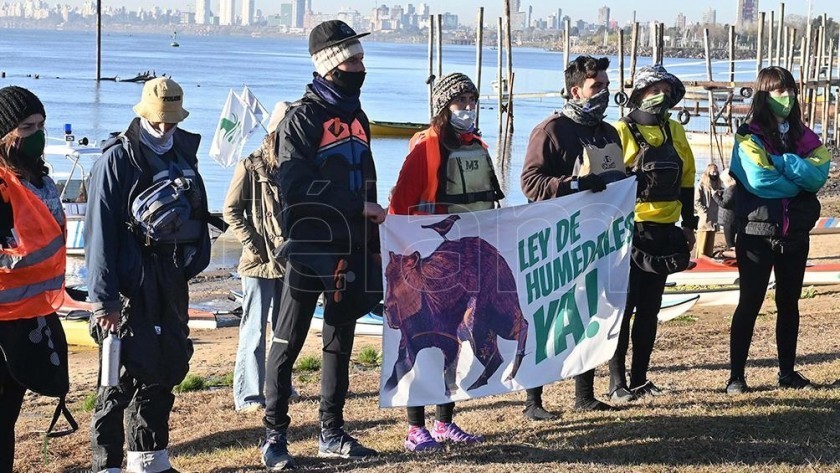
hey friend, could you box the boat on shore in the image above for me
[369,120,425,138]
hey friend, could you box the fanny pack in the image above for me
[630,222,691,275]
[131,163,195,244]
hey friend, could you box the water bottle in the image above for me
[100,333,121,387]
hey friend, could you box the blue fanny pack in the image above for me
[131,163,194,244]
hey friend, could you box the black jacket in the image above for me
[274,85,379,253]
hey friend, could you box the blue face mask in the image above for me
[450,109,477,133]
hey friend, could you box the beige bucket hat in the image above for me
[133,77,189,123]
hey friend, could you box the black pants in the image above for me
[729,234,809,379]
[609,261,668,391]
[723,221,737,248]
[0,357,26,473]
[406,403,455,427]
[90,249,190,471]
[264,260,356,432]
[524,369,598,408]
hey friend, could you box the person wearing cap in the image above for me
[519,56,625,419]
[260,20,384,469]
[0,86,75,472]
[389,72,502,452]
[607,64,697,402]
[86,77,211,473]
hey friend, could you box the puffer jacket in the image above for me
[223,150,285,279]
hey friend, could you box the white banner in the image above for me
[379,178,637,408]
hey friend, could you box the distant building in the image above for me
[291,0,305,28]
[675,12,686,30]
[703,7,717,26]
[598,6,610,29]
[241,0,254,26]
[736,0,759,28]
[219,0,235,25]
[336,9,363,32]
[195,0,210,25]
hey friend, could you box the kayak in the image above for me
[657,294,701,322]
[668,256,840,287]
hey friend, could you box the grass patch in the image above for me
[80,392,97,412]
[295,354,321,372]
[666,284,739,292]
[802,286,819,299]
[175,373,206,393]
[668,314,698,325]
[357,346,382,367]
[206,372,234,388]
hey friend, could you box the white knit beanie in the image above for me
[311,40,364,77]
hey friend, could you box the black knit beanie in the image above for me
[0,86,46,138]
[432,73,478,117]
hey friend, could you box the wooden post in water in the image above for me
[787,28,797,72]
[618,29,625,117]
[504,0,513,101]
[756,12,765,76]
[659,23,666,64]
[564,18,571,72]
[96,0,102,80]
[799,35,808,123]
[769,10,775,66]
[835,30,840,143]
[436,14,443,80]
[428,19,435,120]
[704,28,716,162]
[629,22,639,87]
[777,3,785,67]
[652,23,659,65]
[475,7,484,129]
[810,24,825,127]
[497,17,504,140]
[822,39,834,143]
[728,25,735,132]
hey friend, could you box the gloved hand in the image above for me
[578,173,607,192]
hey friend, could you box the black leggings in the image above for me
[406,403,455,427]
[609,261,668,391]
[0,357,26,473]
[729,234,808,379]
[524,369,598,407]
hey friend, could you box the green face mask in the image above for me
[639,92,669,116]
[767,95,794,118]
[16,129,46,161]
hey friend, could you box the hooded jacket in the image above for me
[85,118,211,315]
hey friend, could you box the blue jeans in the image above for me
[234,276,283,410]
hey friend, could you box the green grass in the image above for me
[294,354,321,372]
[802,286,819,299]
[357,346,382,367]
[175,373,206,393]
[80,392,97,412]
[206,372,234,388]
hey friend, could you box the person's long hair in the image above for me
[0,133,47,180]
[699,163,722,191]
[747,66,804,153]
[430,107,462,150]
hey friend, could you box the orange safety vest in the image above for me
[0,169,66,320]
[408,127,492,214]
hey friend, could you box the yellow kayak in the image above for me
[60,318,97,348]
[369,120,425,138]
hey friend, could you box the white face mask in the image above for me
[139,118,177,155]
[450,109,476,133]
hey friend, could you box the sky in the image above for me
[66,0,826,26]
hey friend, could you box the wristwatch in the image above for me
[570,177,579,191]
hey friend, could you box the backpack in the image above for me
[130,163,196,244]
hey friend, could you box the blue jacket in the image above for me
[85,118,211,314]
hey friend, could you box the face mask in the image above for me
[330,69,366,95]
[563,88,610,126]
[15,129,46,161]
[139,118,177,155]
[639,92,670,116]
[449,109,477,133]
[768,95,793,118]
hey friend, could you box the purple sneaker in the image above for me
[431,421,484,444]
[404,426,442,452]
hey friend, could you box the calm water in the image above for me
[1,28,764,210]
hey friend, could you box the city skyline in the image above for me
[33,0,825,26]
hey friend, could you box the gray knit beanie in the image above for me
[432,73,479,117]
[0,86,46,138]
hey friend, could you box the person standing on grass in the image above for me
[0,86,76,473]
[259,20,385,470]
[223,132,298,414]
[389,72,500,451]
[87,77,211,473]
[519,56,624,420]
[725,66,830,394]
[695,163,723,258]
[608,64,697,402]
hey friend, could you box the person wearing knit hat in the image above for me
[86,77,212,473]
[388,72,502,452]
[0,86,75,472]
[607,63,697,402]
[260,19,384,470]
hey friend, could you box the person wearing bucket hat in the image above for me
[519,56,626,419]
[725,66,830,394]
[0,86,77,472]
[389,72,502,452]
[260,19,384,470]
[86,77,211,473]
[607,64,697,403]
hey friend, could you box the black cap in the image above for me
[308,20,370,56]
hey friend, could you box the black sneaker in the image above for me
[261,428,296,471]
[574,399,618,411]
[725,376,748,395]
[318,429,378,459]
[523,404,558,421]
[779,371,814,390]
[631,381,666,397]
[607,386,637,404]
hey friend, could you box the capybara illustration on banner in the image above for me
[383,235,528,396]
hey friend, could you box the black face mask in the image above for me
[330,70,366,95]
